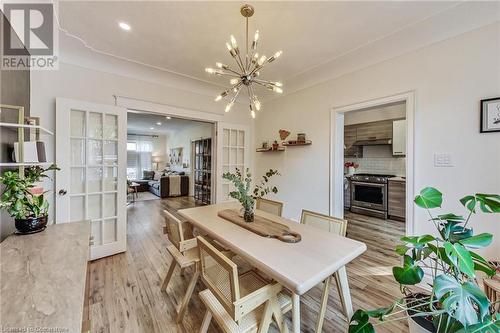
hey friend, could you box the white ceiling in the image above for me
[56,1,500,97]
[127,112,213,136]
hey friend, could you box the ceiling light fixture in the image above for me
[156,122,162,126]
[149,127,154,130]
[118,21,131,31]
[205,4,283,119]
[166,116,171,120]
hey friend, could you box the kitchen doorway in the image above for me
[330,92,415,236]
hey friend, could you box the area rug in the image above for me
[133,192,159,202]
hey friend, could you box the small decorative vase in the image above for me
[239,205,255,222]
[348,166,355,175]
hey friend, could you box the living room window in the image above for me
[127,136,153,180]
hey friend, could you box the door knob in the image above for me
[59,189,67,196]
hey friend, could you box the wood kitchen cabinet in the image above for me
[344,125,362,157]
[388,179,406,221]
[355,119,393,141]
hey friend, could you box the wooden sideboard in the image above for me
[0,221,91,332]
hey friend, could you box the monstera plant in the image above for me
[222,168,279,222]
[349,187,499,333]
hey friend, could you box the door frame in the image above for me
[329,91,415,236]
[115,96,252,204]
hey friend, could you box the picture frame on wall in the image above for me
[480,97,500,133]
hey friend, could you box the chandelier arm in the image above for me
[232,54,246,73]
[245,17,249,70]
[231,84,243,103]
[222,66,243,76]
[253,78,278,85]
[253,81,272,89]
[217,72,241,78]
[236,53,247,74]
[246,85,253,107]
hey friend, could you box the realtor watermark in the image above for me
[0,326,68,332]
[1,1,59,70]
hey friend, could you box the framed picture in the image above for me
[480,97,500,133]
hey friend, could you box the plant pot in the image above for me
[406,293,436,333]
[15,215,48,234]
[239,207,255,222]
[347,166,355,175]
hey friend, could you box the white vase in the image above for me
[347,166,355,175]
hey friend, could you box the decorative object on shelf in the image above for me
[205,4,283,118]
[297,133,306,143]
[344,162,359,175]
[283,140,312,146]
[222,168,279,222]
[480,97,500,133]
[272,140,279,150]
[261,141,268,149]
[0,164,59,234]
[279,129,290,143]
[348,187,500,333]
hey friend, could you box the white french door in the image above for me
[56,98,127,260]
[216,122,250,203]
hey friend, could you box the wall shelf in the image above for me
[256,147,285,152]
[282,140,312,146]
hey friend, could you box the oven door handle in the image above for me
[351,181,386,187]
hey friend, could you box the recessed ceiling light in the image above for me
[166,116,171,120]
[118,22,131,31]
[156,122,162,126]
[149,127,154,130]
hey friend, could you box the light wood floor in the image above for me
[89,197,408,332]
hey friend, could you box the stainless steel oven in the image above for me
[350,173,393,219]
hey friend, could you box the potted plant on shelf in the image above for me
[0,164,59,234]
[222,168,279,222]
[349,187,499,333]
[345,162,359,175]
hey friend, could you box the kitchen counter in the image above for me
[389,176,406,182]
[1,221,90,332]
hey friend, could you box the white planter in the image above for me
[408,316,433,333]
[347,166,355,175]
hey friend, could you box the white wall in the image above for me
[255,23,500,258]
[28,60,252,227]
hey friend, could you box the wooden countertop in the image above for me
[1,221,90,332]
[389,176,406,182]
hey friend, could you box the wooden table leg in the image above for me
[292,293,300,333]
[315,276,332,332]
[336,266,353,319]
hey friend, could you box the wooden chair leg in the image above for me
[315,276,332,332]
[257,300,274,333]
[336,266,353,319]
[199,310,212,333]
[176,268,200,323]
[271,295,289,333]
[161,261,177,292]
[333,272,346,316]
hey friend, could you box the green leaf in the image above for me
[444,242,476,278]
[459,233,493,249]
[414,187,443,209]
[348,310,375,333]
[436,213,465,222]
[456,315,500,333]
[400,235,436,249]
[392,255,424,285]
[460,195,477,213]
[433,275,490,327]
[475,194,500,213]
[470,252,496,278]
[395,245,409,255]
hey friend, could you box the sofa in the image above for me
[133,170,189,198]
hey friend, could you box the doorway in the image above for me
[330,92,415,236]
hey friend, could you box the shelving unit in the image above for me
[256,140,312,152]
[193,138,212,205]
[282,140,312,146]
[256,147,285,152]
[0,104,54,178]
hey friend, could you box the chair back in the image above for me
[164,210,193,250]
[256,198,283,217]
[300,210,347,236]
[197,236,240,318]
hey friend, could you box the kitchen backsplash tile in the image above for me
[346,147,405,176]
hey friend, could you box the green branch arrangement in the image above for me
[222,168,279,222]
[0,164,59,219]
[349,187,500,333]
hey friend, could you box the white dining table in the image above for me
[178,202,367,332]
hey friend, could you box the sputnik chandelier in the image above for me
[205,4,283,118]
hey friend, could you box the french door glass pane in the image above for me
[88,167,102,192]
[91,220,102,245]
[230,130,237,146]
[88,140,103,165]
[104,114,118,139]
[70,110,86,137]
[237,130,244,147]
[103,218,117,244]
[71,139,85,165]
[103,193,117,218]
[70,196,85,221]
[70,167,85,194]
[104,167,117,191]
[103,141,118,165]
[88,194,102,219]
[223,129,229,146]
[223,147,229,164]
[89,112,103,138]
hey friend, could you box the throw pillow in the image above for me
[143,170,154,180]
[153,171,163,181]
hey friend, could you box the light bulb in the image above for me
[254,99,261,111]
[273,86,283,94]
[230,35,238,49]
[254,53,259,59]
[225,102,234,113]
[274,50,282,58]
[273,81,283,87]
[205,68,215,74]
[258,55,267,66]
[215,95,222,102]
[230,78,239,85]
[254,30,259,42]
[251,110,256,119]
[226,42,232,51]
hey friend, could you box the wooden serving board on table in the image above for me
[217,209,301,243]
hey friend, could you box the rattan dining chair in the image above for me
[300,209,350,332]
[161,210,200,323]
[197,236,292,333]
[256,198,284,217]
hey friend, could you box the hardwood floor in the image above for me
[89,198,408,332]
